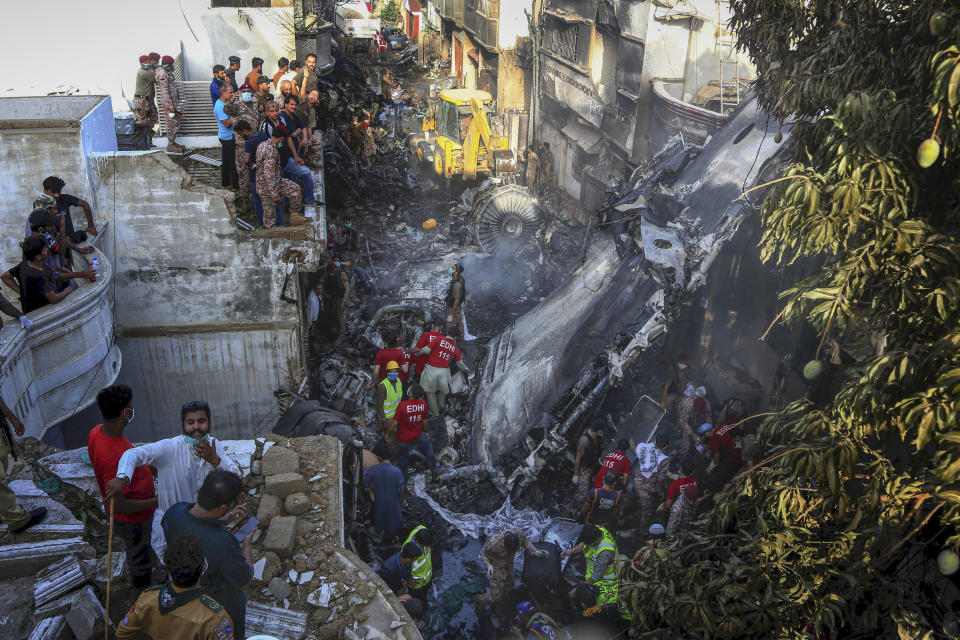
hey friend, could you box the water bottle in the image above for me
[88,256,99,282]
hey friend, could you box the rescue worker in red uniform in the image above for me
[411,319,444,380]
[593,439,632,490]
[408,331,473,416]
[393,384,436,479]
[372,332,410,385]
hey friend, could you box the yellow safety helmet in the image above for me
[386,361,400,370]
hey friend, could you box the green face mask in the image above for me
[183,434,210,447]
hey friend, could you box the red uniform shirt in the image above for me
[413,331,443,376]
[394,399,429,444]
[710,424,742,464]
[374,348,409,382]
[593,450,632,488]
[87,425,156,524]
[426,337,461,369]
[666,476,700,502]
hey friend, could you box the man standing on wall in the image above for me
[133,54,158,147]
[244,57,264,89]
[155,55,185,153]
[294,53,319,99]
[214,84,239,190]
[225,56,241,86]
[42,176,98,239]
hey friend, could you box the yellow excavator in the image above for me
[410,88,516,182]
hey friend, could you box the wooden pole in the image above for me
[104,495,116,640]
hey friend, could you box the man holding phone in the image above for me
[106,401,240,515]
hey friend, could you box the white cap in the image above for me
[698,422,714,435]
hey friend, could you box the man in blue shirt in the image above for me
[364,441,405,542]
[277,94,318,208]
[376,542,422,595]
[210,64,227,106]
[236,121,285,227]
[214,84,239,190]
[162,470,253,639]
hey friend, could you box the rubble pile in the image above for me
[11,434,416,640]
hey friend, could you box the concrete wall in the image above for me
[87,151,320,440]
[117,329,299,443]
[0,1,294,110]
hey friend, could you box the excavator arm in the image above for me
[463,97,515,179]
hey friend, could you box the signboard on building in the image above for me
[541,56,604,127]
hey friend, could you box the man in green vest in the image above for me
[571,581,630,632]
[375,360,403,455]
[402,525,433,602]
[561,524,617,586]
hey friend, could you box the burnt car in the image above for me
[382,26,409,50]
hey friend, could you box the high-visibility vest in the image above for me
[597,580,632,621]
[402,525,432,588]
[583,526,617,584]
[379,378,403,419]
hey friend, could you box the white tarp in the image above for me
[412,475,552,542]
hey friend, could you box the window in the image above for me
[548,23,581,64]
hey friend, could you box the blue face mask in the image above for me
[183,434,210,447]
[241,92,253,102]
[333,261,341,268]
[344,223,352,228]
[448,267,454,275]
[387,372,399,382]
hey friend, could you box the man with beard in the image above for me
[105,401,240,514]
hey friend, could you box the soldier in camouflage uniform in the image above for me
[362,119,377,169]
[633,433,671,527]
[296,89,325,167]
[254,75,275,124]
[676,394,711,461]
[224,83,259,197]
[133,54,158,146]
[478,528,544,609]
[155,55,185,152]
[255,125,301,228]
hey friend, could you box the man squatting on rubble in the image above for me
[478,529,547,613]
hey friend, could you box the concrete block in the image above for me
[35,555,86,607]
[245,601,307,640]
[0,537,94,578]
[80,551,125,587]
[261,446,300,476]
[263,516,298,558]
[284,492,312,515]
[64,586,105,640]
[264,472,306,497]
[28,615,71,640]
[35,585,98,621]
[256,493,284,523]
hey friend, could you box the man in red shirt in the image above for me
[407,329,473,416]
[665,458,699,537]
[372,332,409,384]
[393,384,436,479]
[709,422,743,491]
[87,385,159,588]
[593,439,632,489]
[411,319,444,380]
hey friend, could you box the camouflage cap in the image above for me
[33,194,57,210]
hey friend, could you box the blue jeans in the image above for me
[282,157,316,204]
[396,434,435,478]
[250,170,285,227]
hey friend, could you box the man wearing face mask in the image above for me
[224,84,258,198]
[161,470,253,640]
[375,361,404,455]
[88,385,159,589]
[133,54,158,147]
[105,401,240,517]
[444,263,466,334]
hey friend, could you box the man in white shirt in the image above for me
[104,401,240,512]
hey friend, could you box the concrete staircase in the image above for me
[157,81,219,137]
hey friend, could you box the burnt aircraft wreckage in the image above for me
[279,97,791,517]
[469,97,791,499]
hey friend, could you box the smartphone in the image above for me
[232,515,260,542]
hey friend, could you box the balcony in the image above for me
[465,0,499,51]
[0,239,120,441]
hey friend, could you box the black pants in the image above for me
[115,518,156,588]
[220,138,239,189]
